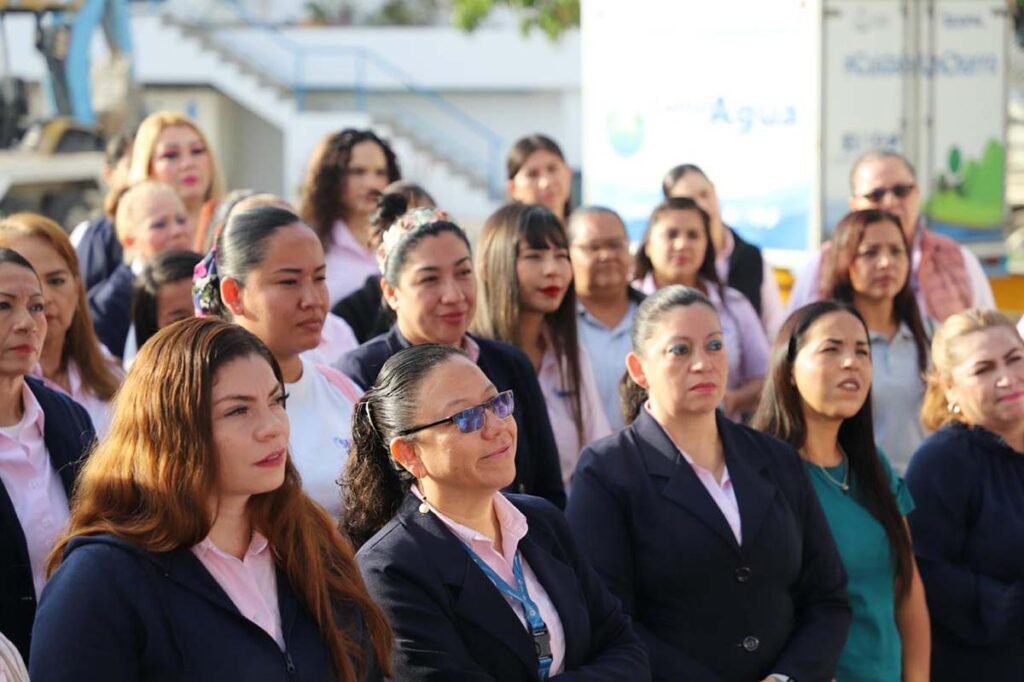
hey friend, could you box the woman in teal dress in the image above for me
[754,301,930,682]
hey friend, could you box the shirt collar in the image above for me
[868,321,915,343]
[332,219,373,257]
[412,484,529,564]
[193,531,271,561]
[642,401,731,484]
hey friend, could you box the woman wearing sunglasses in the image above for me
[344,344,650,681]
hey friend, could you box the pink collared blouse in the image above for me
[0,383,71,599]
[412,485,566,674]
[325,220,380,306]
[192,532,284,650]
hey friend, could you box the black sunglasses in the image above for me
[860,183,916,203]
[395,390,515,437]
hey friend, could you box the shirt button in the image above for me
[742,636,760,652]
[735,566,752,583]
[41,518,53,529]
[28,480,40,489]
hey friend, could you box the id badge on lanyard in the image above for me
[464,548,554,680]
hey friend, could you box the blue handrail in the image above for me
[162,0,505,197]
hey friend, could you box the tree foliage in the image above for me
[451,0,579,40]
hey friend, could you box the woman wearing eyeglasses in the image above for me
[345,344,650,681]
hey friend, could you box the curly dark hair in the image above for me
[298,129,401,247]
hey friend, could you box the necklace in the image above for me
[815,452,850,493]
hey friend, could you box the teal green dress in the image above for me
[805,451,914,682]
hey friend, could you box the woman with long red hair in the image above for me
[29,318,391,681]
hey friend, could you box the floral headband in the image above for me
[192,248,221,317]
[380,207,450,264]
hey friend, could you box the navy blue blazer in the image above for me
[30,533,383,681]
[0,377,95,660]
[87,261,134,358]
[905,424,1024,681]
[75,215,123,292]
[338,327,565,509]
[565,410,851,682]
[357,492,650,681]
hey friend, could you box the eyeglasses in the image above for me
[395,390,515,437]
[860,183,916,203]
[572,239,628,255]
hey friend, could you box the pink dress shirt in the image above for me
[412,485,566,674]
[0,383,71,599]
[645,403,743,545]
[192,532,284,650]
[536,340,612,488]
[31,360,123,439]
[325,219,380,306]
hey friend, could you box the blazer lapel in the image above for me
[397,494,539,677]
[718,413,776,548]
[634,410,741,553]
[517,529,583,669]
[152,548,246,618]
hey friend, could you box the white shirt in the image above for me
[285,357,362,518]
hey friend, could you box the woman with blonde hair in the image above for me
[905,309,1024,681]
[29,317,391,681]
[128,111,225,230]
[0,213,122,435]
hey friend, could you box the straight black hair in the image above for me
[342,344,468,547]
[474,202,584,447]
[751,301,914,601]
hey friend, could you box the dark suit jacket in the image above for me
[75,215,123,292]
[331,275,395,344]
[87,261,134,358]
[565,410,851,682]
[357,493,650,681]
[30,533,381,681]
[337,327,565,509]
[0,377,96,660]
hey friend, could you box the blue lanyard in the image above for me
[463,549,553,680]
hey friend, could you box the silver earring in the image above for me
[947,402,962,415]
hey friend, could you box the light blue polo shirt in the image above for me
[869,323,930,474]
[577,299,639,431]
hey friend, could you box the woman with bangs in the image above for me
[29,318,391,681]
[0,213,122,436]
[819,208,932,472]
[634,197,769,420]
[474,202,610,489]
